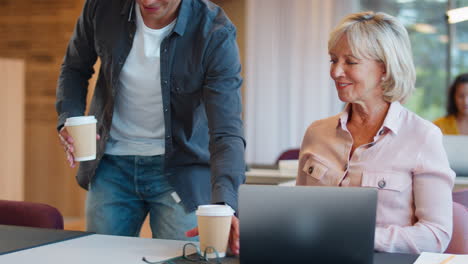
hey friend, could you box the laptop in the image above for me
[239,185,377,264]
[442,135,468,176]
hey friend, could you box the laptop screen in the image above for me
[239,185,377,264]
[442,135,468,176]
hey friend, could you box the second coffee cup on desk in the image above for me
[64,116,97,161]
[196,204,234,259]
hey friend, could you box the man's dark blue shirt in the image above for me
[56,0,245,211]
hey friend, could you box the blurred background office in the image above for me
[434,73,468,134]
[0,0,467,228]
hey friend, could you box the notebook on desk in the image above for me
[443,135,468,176]
[238,185,378,264]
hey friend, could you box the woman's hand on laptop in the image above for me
[185,215,240,256]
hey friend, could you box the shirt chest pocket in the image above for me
[361,171,413,207]
[302,155,337,186]
[171,76,204,95]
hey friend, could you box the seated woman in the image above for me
[296,11,455,254]
[434,73,468,135]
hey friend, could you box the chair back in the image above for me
[445,202,468,254]
[0,200,64,229]
[453,188,468,208]
[275,148,300,164]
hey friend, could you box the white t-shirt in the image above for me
[105,3,176,156]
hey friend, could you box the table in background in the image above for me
[246,168,468,189]
[245,168,294,185]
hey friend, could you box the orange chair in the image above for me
[445,202,468,254]
[0,200,64,229]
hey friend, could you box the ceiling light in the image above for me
[458,43,468,51]
[447,6,468,24]
[412,23,437,34]
[438,35,448,43]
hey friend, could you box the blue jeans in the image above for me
[86,154,197,240]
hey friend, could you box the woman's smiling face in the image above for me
[329,35,386,105]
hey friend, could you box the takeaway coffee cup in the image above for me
[64,116,97,162]
[196,205,234,258]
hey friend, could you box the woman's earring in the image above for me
[381,76,385,81]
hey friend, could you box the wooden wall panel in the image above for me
[0,58,25,201]
[0,0,87,217]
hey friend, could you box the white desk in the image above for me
[0,227,420,264]
[246,168,468,187]
[0,233,196,264]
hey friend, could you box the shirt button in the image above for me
[378,179,386,188]
[164,80,168,84]
[164,48,167,53]
[308,167,314,174]
[164,108,168,112]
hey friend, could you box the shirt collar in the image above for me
[337,101,403,135]
[337,103,351,130]
[172,0,190,36]
[122,0,190,36]
[122,0,134,19]
[381,101,403,135]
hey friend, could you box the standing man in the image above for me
[56,0,244,254]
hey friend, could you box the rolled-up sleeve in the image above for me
[374,128,455,253]
[202,26,246,211]
[56,0,98,129]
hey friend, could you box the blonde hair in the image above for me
[328,11,416,103]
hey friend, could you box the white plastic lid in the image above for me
[196,205,234,216]
[64,116,97,126]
